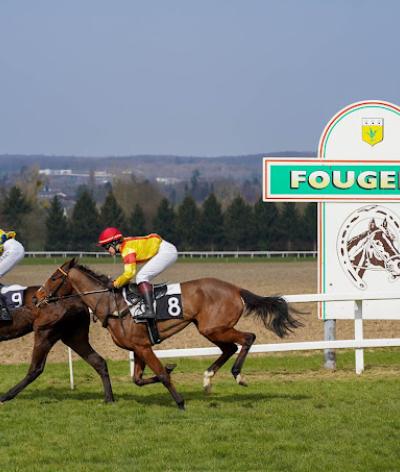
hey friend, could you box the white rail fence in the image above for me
[67,291,400,389]
[26,250,317,259]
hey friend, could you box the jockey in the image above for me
[0,230,25,322]
[97,227,178,320]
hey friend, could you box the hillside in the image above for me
[0,151,315,182]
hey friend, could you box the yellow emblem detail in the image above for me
[362,118,384,146]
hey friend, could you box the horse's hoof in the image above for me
[236,374,248,387]
[177,401,185,411]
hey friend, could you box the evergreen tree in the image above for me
[199,193,224,250]
[45,196,69,250]
[2,186,32,245]
[153,198,177,242]
[70,189,100,250]
[300,203,317,250]
[129,204,147,235]
[253,198,282,250]
[279,203,301,250]
[100,191,126,231]
[224,196,255,250]
[176,196,200,250]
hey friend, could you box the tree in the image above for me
[153,198,177,242]
[100,191,126,231]
[279,203,301,250]
[199,193,224,250]
[112,175,163,225]
[176,196,200,249]
[45,196,69,250]
[224,196,255,250]
[129,204,147,235]
[70,189,100,250]
[253,198,281,250]
[1,186,32,245]
[300,203,317,250]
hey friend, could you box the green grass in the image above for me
[21,255,316,265]
[0,350,399,472]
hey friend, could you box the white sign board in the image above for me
[318,100,400,319]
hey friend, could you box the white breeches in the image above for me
[136,240,178,284]
[0,240,25,278]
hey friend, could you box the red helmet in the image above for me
[98,227,123,246]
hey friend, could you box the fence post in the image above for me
[354,300,364,374]
[129,351,135,377]
[68,347,74,390]
[324,320,336,370]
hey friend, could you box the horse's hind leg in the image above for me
[200,327,256,388]
[61,319,114,403]
[0,329,58,402]
[202,341,238,393]
[139,347,185,410]
[132,352,176,386]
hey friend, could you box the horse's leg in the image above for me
[61,327,115,403]
[200,327,256,388]
[132,352,176,387]
[202,341,238,393]
[0,329,58,402]
[138,347,185,410]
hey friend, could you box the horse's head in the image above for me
[367,218,400,277]
[35,258,76,307]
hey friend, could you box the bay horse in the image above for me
[0,283,114,403]
[36,258,302,410]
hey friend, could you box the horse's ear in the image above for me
[369,219,377,231]
[66,257,76,269]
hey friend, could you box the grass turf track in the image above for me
[0,350,399,472]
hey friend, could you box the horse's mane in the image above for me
[76,264,109,285]
[347,230,370,251]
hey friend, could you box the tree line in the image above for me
[0,185,316,252]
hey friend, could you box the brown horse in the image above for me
[0,284,114,403]
[36,259,302,410]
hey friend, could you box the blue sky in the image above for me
[0,1,398,156]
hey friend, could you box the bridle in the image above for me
[36,266,110,307]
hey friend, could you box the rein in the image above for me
[38,265,128,326]
[42,289,110,304]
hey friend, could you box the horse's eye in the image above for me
[51,276,56,282]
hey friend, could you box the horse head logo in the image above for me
[337,205,400,289]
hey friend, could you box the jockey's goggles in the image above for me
[103,241,119,251]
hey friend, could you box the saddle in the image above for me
[122,282,183,346]
[0,284,26,321]
[125,282,168,305]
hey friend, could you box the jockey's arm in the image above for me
[113,251,137,288]
[0,239,25,277]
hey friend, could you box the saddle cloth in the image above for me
[122,283,183,321]
[1,285,27,309]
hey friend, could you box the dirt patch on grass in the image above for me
[0,261,399,364]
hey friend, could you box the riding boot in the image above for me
[136,282,156,320]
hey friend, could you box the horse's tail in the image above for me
[239,289,303,338]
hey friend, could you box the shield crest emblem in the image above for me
[362,118,384,146]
